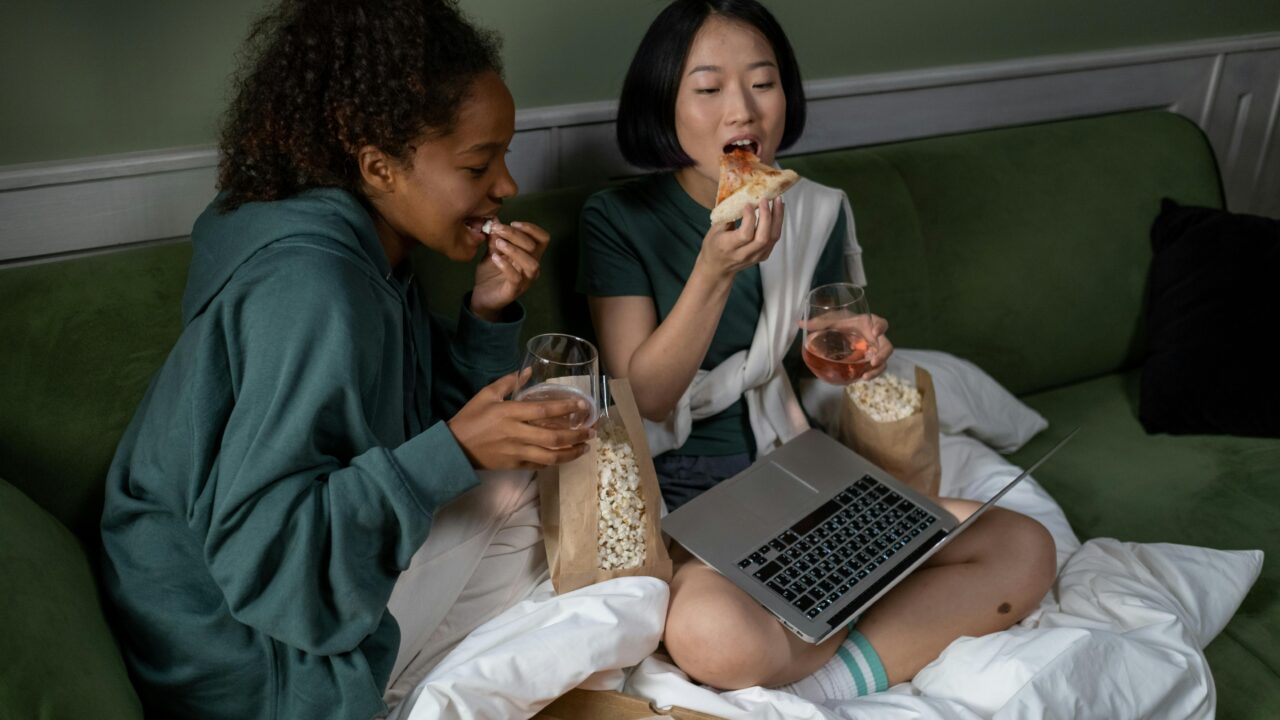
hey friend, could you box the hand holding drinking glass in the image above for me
[802,283,893,385]
[513,333,600,430]
[447,369,594,470]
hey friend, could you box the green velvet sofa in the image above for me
[2,110,1275,718]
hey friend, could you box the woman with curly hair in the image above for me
[99,1,589,717]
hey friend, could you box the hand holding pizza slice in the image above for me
[710,147,800,225]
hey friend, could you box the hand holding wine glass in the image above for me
[447,369,594,470]
[802,283,893,385]
[513,333,600,430]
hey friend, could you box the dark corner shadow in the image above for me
[1122,268,1152,420]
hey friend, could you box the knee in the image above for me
[998,511,1058,609]
[663,583,779,690]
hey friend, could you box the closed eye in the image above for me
[753,81,776,90]
[694,87,720,95]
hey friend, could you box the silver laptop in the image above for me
[662,427,1078,644]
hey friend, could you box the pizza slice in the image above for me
[710,147,800,225]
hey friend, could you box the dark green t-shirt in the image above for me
[578,172,846,457]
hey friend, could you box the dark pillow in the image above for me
[1140,199,1280,436]
[0,479,143,719]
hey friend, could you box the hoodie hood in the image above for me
[183,188,392,326]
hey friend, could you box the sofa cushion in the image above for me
[1206,633,1280,719]
[0,242,190,543]
[0,479,142,719]
[1008,371,1280,684]
[1140,199,1280,437]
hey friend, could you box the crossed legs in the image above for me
[661,499,1057,690]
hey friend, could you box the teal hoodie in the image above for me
[100,188,522,719]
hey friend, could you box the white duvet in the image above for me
[394,354,1264,720]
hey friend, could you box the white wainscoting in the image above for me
[2,32,1278,265]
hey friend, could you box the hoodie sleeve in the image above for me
[427,291,524,420]
[201,251,477,656]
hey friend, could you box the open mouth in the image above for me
[723,138,760,156]
[463,216,498,240]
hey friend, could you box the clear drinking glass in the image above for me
[513,333,600,429]
[802,283,874,385]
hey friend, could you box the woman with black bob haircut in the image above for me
[616,0,806,170]
[100,1,592,718]
[580,0,1057,703]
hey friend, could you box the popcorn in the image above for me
[539,378,672,594]
[594,417,647,570]
[481,218,496,235]
[847,373,922,423]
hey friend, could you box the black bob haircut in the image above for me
[616,0,806,170]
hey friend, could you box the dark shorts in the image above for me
[652,452,753,512]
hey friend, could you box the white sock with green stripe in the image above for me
[776,630,889,701]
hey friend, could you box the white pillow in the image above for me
[800,348,1047,453]
[938,433,1080,570]
[888,349,1047,453]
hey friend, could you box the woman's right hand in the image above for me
[695,198,785,279]
[447,371,594,470]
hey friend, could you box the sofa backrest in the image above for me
[0,244,190,543]
[788,110,1223,395]
[0,110,1222,543]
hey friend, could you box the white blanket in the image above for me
[392,407,1263,720]
[389,577,669,720]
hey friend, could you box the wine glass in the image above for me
[802,283,874,385]
[513,333,600,429]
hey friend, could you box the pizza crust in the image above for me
[709,149,800,225]
[710,171,799,225]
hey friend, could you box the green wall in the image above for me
[3,0,1278,166]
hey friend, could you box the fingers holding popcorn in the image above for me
[470,220,549,317]
[484,221,542,277]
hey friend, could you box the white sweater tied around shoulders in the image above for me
[642,178,866,457]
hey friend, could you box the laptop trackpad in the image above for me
[732,461,821,521]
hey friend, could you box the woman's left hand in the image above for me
[800,312,894,380]
[470,221,550,321]
[856,313,894,380]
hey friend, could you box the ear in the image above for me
[356,145,397,195]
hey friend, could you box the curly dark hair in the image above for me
[216,0,502,210]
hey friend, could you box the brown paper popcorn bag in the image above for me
[838,366,941,497]
[538,378,673,594]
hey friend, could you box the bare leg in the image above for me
[663,544,849,690]
[661,499,1057,690]
[854,499,1056,685]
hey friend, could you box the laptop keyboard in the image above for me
[736,475,939,621]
